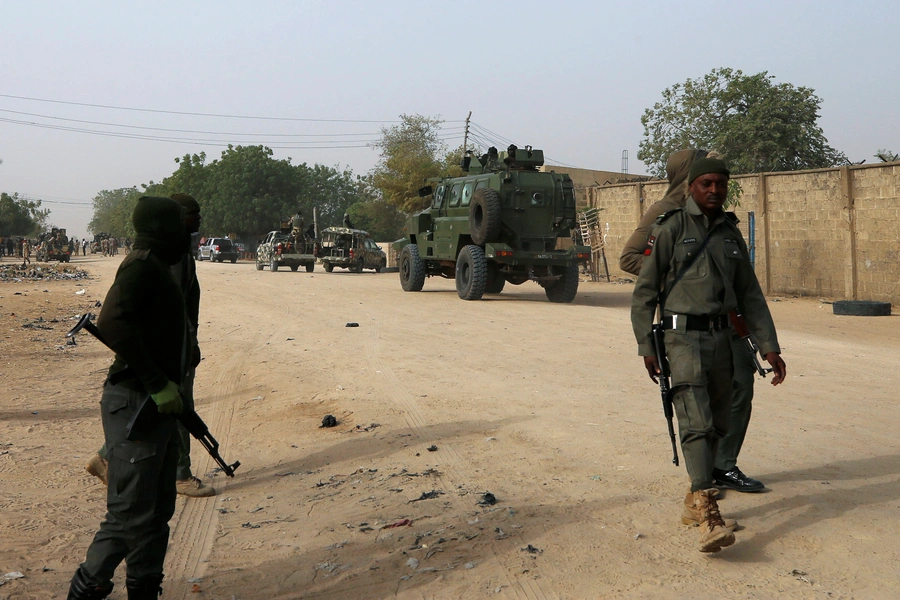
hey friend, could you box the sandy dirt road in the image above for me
[1,253,899,600]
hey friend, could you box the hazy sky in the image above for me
[2,1,898,240]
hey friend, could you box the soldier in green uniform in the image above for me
[631,157,786,553]
[621,149,766,493]
[67,196,189,599]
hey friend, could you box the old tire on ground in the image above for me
[832,300,892,316]
[469,188,502,245]
[399,244,425,292]
[544,263,579,303]
[456,245,487,301]
[256,259,264,271]
[306,262,315,273]
[324,262,334,273]
[485,263,506,294]
[290,264,299,272]
[270,257,278,272]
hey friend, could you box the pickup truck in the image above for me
[256,230,318,272]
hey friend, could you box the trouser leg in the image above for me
[667,329,734,491]
[715,334,756,471]
[78,383,178,585]
[175,368,195,480]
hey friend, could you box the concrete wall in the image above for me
[588,162,900,304]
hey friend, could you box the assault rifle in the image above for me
[651,323,679,467]
[727,310,773,378]
[66,313,240,477]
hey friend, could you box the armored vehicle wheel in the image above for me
[544,263,579,303]
[456,245,487,301]
[270,257,279,272]
[485,273,505,294]
[469,188,502,245]
[306,262,315,272]
[290,264,299,272]
[324,262,334,273]
[256,259,264,271]
[399,244,425,291]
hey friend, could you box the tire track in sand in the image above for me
[164,285,291,598]
[364,317,556,600]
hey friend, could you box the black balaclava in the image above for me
[131,196,187,265]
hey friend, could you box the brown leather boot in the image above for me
[681,490,739,530]
[691,489,735,553]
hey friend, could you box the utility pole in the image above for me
[463,111,472,151]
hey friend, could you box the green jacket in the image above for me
[631,196,780,357]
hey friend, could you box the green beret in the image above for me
[170,193,200,213]
[688,157,730,183]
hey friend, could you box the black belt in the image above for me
[662,314,730,331]
[107,367,135,386]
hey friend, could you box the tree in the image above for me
[875,149,899,162]
[88,188,142,237]
[370,114,457,213]
[638,68,846,176]
[0,192,50,237]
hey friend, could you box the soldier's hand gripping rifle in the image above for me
[727,310,773,378]
[67,313,240,477]
[651,323,679,467]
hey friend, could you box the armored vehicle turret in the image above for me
[393,145,590,302]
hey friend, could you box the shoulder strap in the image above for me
[658,223,718,315]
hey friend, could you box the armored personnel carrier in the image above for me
[393,145,590,302]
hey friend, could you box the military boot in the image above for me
[125,574,163,599]
[691,489,735,553]
[681,490,739,530]
[66,568,113,600]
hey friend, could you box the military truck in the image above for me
[319,227,387,273]
[256,220,318,272]
[393,145,590,302]
[37,228,72,262]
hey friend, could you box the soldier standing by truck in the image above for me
[631,157,786,553]
[620,149,767,493]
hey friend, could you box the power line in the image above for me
[0,93,470,124]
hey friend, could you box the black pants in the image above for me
[78,382,178,586]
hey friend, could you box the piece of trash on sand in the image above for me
[4,572,25,580]
[634,533,645,540]
[345,322,359,327]
[521,544,543,555]
[191,584,202,593]
[426,444,438,452]
[478,492,497,506]
[384,519,412,529]
[406,558,419,570]
[320,415,338,428]
[76,289,86,295]
[409,490,443,503]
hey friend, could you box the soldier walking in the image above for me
[21,238,31,265]
[620,149,766,492]
[630,157,786,553]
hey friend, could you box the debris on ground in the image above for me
[354,423,380,432]
[0,265,90,282]
[521,544,543,555]
[383,518,412,529]
[477,492,497,506]
[426,444,438,452]
[320,414,338,428]
[408,490,443,503]
[634,533,645,540]
[345,322,359,327]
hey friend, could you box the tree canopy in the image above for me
[638,68,846,177]
[0,192,50,237]
[90,145,371,242]
[370,114,465,213]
